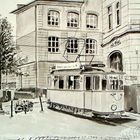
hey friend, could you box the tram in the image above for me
[47,62,125,118]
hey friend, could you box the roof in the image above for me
[11,0,84,14]
[51,65,125,75]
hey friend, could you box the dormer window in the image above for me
[67,12,79,28]
[86,13,98,29]
[48,10,60,26]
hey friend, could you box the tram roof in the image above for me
[52,67,124,75]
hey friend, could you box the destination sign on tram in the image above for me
[103,75,123,80]
[55,62,81,70]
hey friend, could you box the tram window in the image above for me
[110,80,118,90]
[93,76,100,90]
[54,76,59,88]
[74,76,80,89]
[68,76,73,89]
[102,79,107,90]
[86,77,91,90]
[48,76,51,88]
[68,76,80,90]
[119,80,123,90]
[59,76,64,89]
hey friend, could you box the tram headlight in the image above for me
[111,104,117,111]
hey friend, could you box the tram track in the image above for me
[48,106,136,128]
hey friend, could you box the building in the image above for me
[11,0,140,97]
[102,0,140,85]
[102,0,140,111]
[11,0,103,95]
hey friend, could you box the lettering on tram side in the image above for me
[103,75,123,80]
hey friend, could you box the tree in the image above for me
[0,17,17,110]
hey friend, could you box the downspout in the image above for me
[35,5,38,97]
[35,4,43,111]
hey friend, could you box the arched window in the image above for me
[86,13,98,29]
[48,10,60,26]
[85,39,97,54]
[109,51,123,71]
[116,2,121,26]
[67,38,78,53]
[48,36,59,52]
[107,6,113,30]
[67,12,79,27]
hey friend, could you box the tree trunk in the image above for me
[0,69,1,90]
[0,52,1,90]
[0,51,3,110]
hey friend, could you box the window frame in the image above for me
[107,5,113,30]
[115,1,121,27]
[86,13,98,29]
[66,38,78,54]
[54,75,64,89]
[85,75,101,91]
[67,75,80,90]
[48,36,59,53]
[48,10,60,26]
[85,38,97,55]
[67,12,79,28]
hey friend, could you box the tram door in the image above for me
[84,76,92,110]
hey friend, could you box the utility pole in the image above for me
[10,100,13,117]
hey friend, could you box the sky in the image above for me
[0,0,32,36]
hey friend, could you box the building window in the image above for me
[85,39,97,54]
[116,2,121,26]
[109,52,123,71]
[107,6,113,30]
[67,12,79,27]
[67,38,78,53]
[48,10,59,26]
[48,36,59,52]
[86,13,98,29]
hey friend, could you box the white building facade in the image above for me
[102,0,140,85]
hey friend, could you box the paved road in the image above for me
[0,100,140,140]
